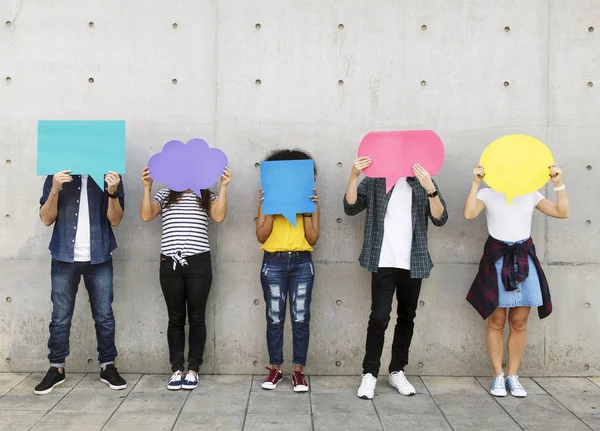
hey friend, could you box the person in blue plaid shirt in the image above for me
[343,157,448,400]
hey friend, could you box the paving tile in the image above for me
[496,394,591,431]
[313,413,383,431]
[588,377,600,389]
[0,373,30,396]
[311,392,376,415]
[433,394,521,430]
[74,373,141,392]
[0,374,83,412]
[422,376,487,395]
[173,413,244,430]
[31,411,110,431]
[196,374,252,391]
[182,388,249,415]
[546,394,600,429]
[376,376,427,396]
[310,376,360,394]
[0,410,46,431]
[130,374,172,392]
[476,377,548,395]
[118,390,189,413]
[534,377,600,396]
[52,388,127,413]
[247,389,310,415]
[373,393,441,416]
[243,413,312,431]
[380,414,452,431]
[7,373,85,393]
[102,412,177,431]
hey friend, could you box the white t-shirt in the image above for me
[477,188,545,242]
[73,175,91,262]
[378,178,413,269]
[153,189,216,257]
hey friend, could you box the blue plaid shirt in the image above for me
[343,177,448,278]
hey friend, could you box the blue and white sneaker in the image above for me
[167,371,183,390]
[181,372,198,390]
[490,373,507,397]
[506,375,527,397]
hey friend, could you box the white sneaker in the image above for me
[388,371,416,396]
[506,375,527,397]
[181,372,198,390]
[167,371,183,390]
[357,373,377,400]
[490,373,507,397]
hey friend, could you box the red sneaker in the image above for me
[261,367,283,390]
[292,370,309,392]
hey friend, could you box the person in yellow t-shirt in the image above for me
[256,149,320,393]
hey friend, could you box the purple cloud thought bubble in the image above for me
[147,138,228,194]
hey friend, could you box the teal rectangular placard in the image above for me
[37,120,126,187]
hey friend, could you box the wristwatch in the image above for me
[107,190,119,199]
[427,190,438,198]
[302,213,313,217]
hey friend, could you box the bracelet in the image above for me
[554,185,566,192]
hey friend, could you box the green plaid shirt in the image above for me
[343,177,448,278]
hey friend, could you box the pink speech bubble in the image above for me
[358,130,445,192]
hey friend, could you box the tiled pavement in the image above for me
[0,373,599,430]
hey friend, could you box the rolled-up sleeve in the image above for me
[40,175,53,208]
[428,179,448,227]
[343,178,369,216]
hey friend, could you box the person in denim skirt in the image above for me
[35,170,127,395]
[464,163,569,398]
[256,149,320,393]
[140,166,232,390]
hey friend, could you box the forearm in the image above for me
[140,186,154,221]
[429,195,444,220]
[211,187,228,223]
[464,182,480,219]
[256,204,274,243]
[555,189,569,218]
[107,198,124,226]
[304,205,320,245]
[40,190,60,226]
[345,175,360,204]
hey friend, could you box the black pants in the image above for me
[362,268,422,377]
[159,252,212,372]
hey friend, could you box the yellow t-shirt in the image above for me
[261,215,313,252]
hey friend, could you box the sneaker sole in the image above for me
[358,393,374,400]
[490,390,507,397]
[261,382,280,390]
[33,379,65,395]
[510,392,527,398]
[182,385,198,390]
[388,380,416,396]
[293,385,308,393]
[100,378,127,390]
[167,385,182,391]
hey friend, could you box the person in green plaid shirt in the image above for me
[343,157,448,400]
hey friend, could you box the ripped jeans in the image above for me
[260,251,314,367]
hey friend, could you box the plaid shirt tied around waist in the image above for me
[343,177,448,278]
[467,236,552,320]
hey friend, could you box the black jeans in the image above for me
[362,268,422,377]
[159,252,212,372]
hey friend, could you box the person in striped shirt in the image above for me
[140,166,232,390]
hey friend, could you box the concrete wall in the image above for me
[1,0,598,376]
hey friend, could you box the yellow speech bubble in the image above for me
[480,134,554,205]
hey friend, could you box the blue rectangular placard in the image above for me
[37,120,126,188]
[260,159,316,227]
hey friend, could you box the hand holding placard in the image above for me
[260,160,316,227]
[147,138,228,196]
[480,134,554,204]
[358,130,445,192]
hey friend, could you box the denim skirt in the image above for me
[495,243,543,308]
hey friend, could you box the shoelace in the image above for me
[169,372,182,383]
[362,375,377,389]
[293,372,307,386]
[492,375,505,389]
[265,367,281,383]
[507,376,523,390]
[184,372,197,382]
[391,371,410,386]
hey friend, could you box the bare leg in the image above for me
[486,307,507,376]
[507,306,531,376]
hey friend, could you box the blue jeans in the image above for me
[260,251,314,367]
[48,258,117,365]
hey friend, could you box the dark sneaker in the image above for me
[181,372,198,390]
[100,364,127,390]
[292,371,309,393]
[34,367,66,395]
[261,367,283,390]
[167,371,183,390]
